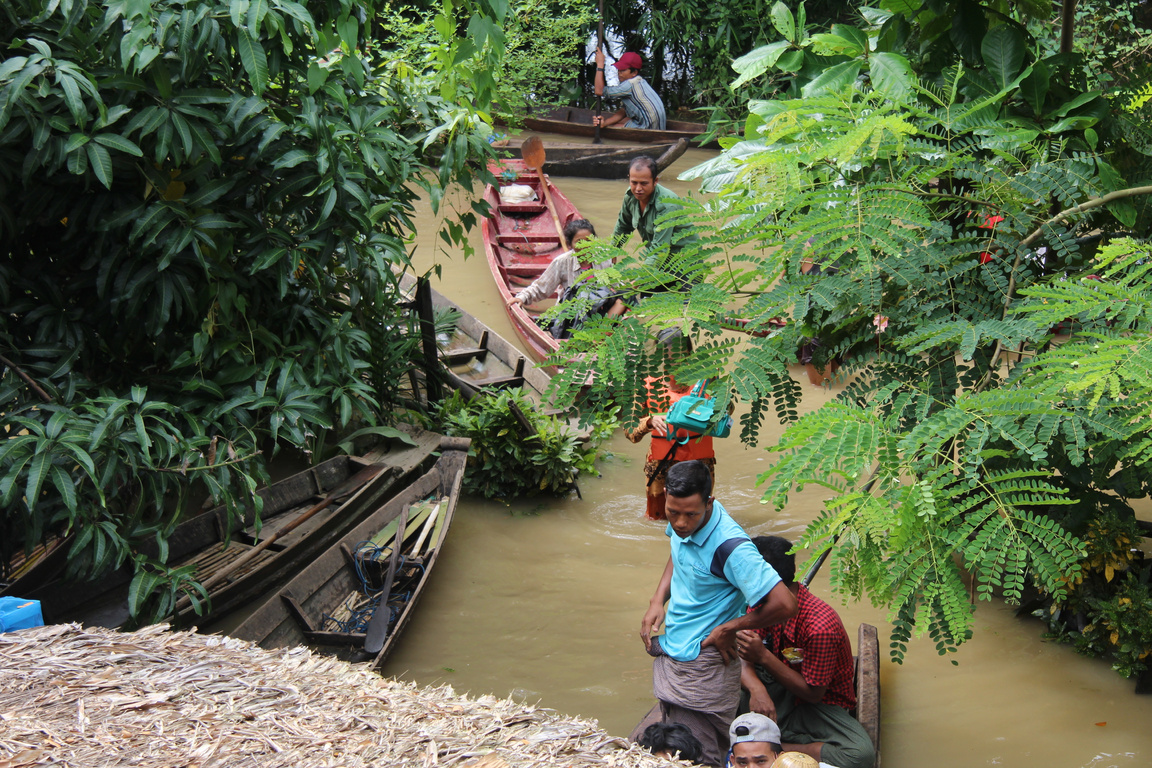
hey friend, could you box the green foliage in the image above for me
[376,0,590,124]
[1059,0,1152,91]
[432,388,615,499]
[0,0,503,619]
[1073,575,1152,678]
[497,0,593,120]
[1048,508,1152,678]
[544,15,1152,667]
[126,557,209,627]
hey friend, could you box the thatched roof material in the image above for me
[0,624,673,767]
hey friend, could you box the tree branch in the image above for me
[1020,185,1152,249]
[979,184,1152,385]
[0,354,54,403]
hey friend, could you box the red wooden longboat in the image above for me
[482,159,587,370]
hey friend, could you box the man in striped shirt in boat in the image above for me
[593,50,666,131]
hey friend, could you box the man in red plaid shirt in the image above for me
[735,536,875,768]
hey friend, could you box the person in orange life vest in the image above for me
[625,330,720,521]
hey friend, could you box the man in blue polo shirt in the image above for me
[631,460,798,767]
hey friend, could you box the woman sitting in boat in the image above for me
[507,219,626,339]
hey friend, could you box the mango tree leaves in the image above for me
[870,52,917,101]
[731,41,792,89]
[801,60,862,98]
[0,0,502,618]
[981,25,1026,91]
[770,1,797,43]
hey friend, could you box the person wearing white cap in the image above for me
[727,715,839,768]
[727,712,783,767]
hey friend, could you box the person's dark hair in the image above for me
[629,155,658,180]
[665,460,712,501]
[563,218,596,250]
[752,535,796,585]
[639,722,704,763]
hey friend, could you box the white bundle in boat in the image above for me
[498,184,536,204]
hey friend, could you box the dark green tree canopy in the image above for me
[0,0,503,618]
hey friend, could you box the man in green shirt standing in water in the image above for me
[612,155,701,289]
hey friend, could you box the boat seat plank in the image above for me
[282,593,315,632]
[470,374,525,389]
[496,234,561,245]
[498,263,550,275]
[441,330,489,365]
[465,357,525,390]
[497,203,547,215]
[441,346,487,364]
[302,629,368,646]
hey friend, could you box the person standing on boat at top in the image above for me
[593,49,666,131]
[630,460,797,768]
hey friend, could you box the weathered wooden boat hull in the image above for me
[399,269,565,400]
[1,535,70,598]
[19,428,444,630]
[491,137,687,179]
[523,106,715,147]
[226,441,469,668]
[856,623,882,765]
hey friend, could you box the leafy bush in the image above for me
[1044,507,1152,677]
[377,0,592,124]
[0,0,505,619]
[1073,575,1152,679]
[433,388,614,499]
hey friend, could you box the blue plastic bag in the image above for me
[0,596,44,632]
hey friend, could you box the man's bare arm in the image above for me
[640,555,674,651]
[700,582,797,662]
[736,629,828,704]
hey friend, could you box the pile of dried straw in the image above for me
[0,623,674,767]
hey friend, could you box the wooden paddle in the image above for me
[593,0,605,144]
[176,463,385,613]
[364,502,410,655]
[520,136,567,248]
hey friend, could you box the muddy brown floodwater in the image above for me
[384,138,1152,767]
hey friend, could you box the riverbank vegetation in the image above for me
[549,0,1152,677]
[0,0,507,618]
[434,389,615,499]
